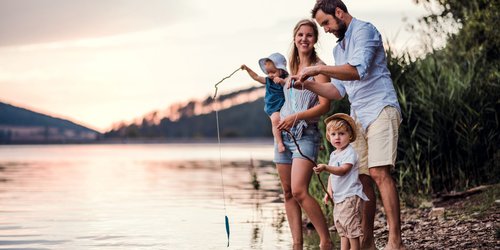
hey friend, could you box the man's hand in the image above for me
[240,64,248,71]
[286,77,315,90]
[297,65,321,82]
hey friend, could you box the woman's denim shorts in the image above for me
[274,125,321,165]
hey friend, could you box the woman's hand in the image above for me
[277,115,297,131]
[287,77,315,90]
[240,64,248,71]
[313,164,327,174]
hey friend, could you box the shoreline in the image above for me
[0,137,275,146]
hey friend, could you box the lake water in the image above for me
[0,143,327,249]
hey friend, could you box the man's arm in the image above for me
[277,74,332,130]
[296,24,382,82]
[296,79,344,100]
[298,64,360,82]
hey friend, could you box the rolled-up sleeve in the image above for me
[347,24,381,80]
[331,79,346,98]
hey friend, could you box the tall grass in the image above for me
[308,46,499,207]
[388,47,499,199]
[307,0,499,210]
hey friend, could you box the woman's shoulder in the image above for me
[312,59,329,82]
[314,59,326,66]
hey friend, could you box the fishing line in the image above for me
[213,67,241,247]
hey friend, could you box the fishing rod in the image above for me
[212,68,334,247]
[213,67,241,247]
[213,68,241,99]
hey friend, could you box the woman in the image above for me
[276,19,332,249]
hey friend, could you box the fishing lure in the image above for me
[213,67,241,247]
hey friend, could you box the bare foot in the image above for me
[292,243,303,250]
[278,143,286,153]
[319,242,333,250]
[361,242,377,250]
[383,244,407,250]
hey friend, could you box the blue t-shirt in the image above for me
[331,18,401,131]
[264,74,286,116]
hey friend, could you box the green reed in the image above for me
[307,0,499,210]
[308,44,499,208]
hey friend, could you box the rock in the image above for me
[401,223,414,231]
[420,200,433,208]
[495,199,500,204]
[429,207,445,219]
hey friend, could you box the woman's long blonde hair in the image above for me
[289,19,320,75]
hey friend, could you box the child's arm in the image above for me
[323,176,333,204]
[241,64,266,84]
[273,76,286,86]
[314,163,353,176]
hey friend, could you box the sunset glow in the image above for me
[0,0,426,132]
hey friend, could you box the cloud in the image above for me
[0,0,189,47]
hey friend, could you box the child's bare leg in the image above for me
[349,237,360,250]
[270,112,285,153]
[340,236,350,250]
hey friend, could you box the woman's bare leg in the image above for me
[276,163,303,246]
[291,158,332,249]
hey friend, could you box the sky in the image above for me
[0,0,427,132]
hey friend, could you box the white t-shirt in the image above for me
[329,144,369,203]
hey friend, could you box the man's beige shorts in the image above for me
[352,106,401,175]
[333,196,364,238]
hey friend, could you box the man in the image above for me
[291,0,405,249]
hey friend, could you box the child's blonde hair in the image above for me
[326,119,353,141]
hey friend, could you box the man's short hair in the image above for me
[311,0,348,18]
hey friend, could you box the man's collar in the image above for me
[337,18,356,48]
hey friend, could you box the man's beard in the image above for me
[334,16,348,42]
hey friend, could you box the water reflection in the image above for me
[0,144,329,249]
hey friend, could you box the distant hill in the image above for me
[0,102,100,144]
[105,86,273,139]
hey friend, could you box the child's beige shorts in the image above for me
[352,106,401,175]
[333,196,364,239]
